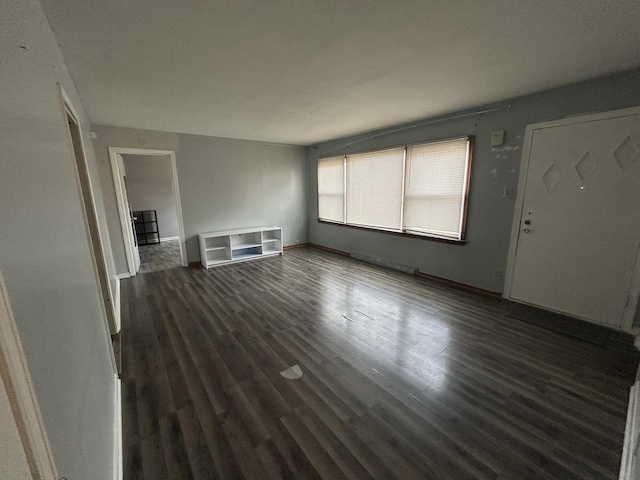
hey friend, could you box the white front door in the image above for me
[508,110,640,328]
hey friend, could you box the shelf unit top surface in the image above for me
[199,226,281,238]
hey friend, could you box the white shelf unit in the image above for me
[199,226,283,268]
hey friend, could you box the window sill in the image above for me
[316,219,468,245]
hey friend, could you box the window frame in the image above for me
[316,135,474,244]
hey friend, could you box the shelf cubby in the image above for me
[206,248,231,266]
[204,235,229,250]
[262,228,282,254]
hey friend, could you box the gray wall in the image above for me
[0,0,117,478]
[308,69,640,293]
[123,154,180,238]
[92,126,308,271]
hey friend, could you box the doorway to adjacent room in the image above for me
[109,147,187,276]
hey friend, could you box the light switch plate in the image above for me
[491,130,505,146]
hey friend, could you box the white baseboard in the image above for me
[116,272,130,280]
[113,375,122,480]
[160,236,179,242]
[114,278,121,333]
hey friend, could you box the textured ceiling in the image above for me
[41,0,640,145]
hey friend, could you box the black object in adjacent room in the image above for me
[133,210,160,246]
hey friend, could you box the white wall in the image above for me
[0,0,117,478]
[92,125,308,271]
[123,154,180,238]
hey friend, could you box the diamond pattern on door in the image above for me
[575,151,597,183]
[614,136,639,170]
[542,163,561,192]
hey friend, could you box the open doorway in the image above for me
[108,147,187,276]
[123,154,182,273]
[60,87,119,345]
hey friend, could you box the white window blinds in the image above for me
[403,138,470,239]
[317,136,472,241]
[346,147,405,230]
[317,156,345,222]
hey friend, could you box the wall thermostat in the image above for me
[491,130,505,146]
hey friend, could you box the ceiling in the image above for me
[41,0,640,146]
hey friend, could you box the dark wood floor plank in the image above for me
[292,397,399,480]
[369,401,498,480]
[220,405,271,480]
[225,383,272,447]
[238,380,325,480]
[159,412,195,480]
[121,246,638,480]
[294,405,378,480]
[280,412,351,480]
[344,412,435,480]
[176,404,219,480]
[122,379,144,480]
[255,439,298,480]
[433,379,584,480]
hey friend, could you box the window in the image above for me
[317,156,344,223]
[404,138,471,238]
[317,136,472,241]
[346,147,405,230]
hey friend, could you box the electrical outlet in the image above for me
[493,269,502,280]
[503,187,513,199]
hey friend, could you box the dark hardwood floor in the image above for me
[138,239,182,274]
[121,246,639,480]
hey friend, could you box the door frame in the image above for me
[108,147,188,276]
[504,105,640,332]
[59,87,120,348]
[0,271,58,479]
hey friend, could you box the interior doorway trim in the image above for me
[59,87,120,352]
[108,147,188,276]
[0,272,58,479]
[504,105,640,332]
